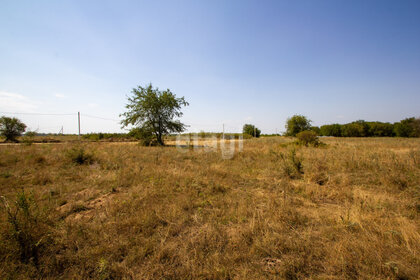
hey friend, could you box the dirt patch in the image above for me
[57,190,115,222]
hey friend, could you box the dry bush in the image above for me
[277,147,304,179]
[0,190,53,272]
[66,146,95,165]
[296,130,322,147]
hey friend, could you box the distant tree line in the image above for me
[285,115,420,138]
[83,132,130,141]
[314,117,420,137]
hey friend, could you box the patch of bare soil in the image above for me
[57,189,115,222]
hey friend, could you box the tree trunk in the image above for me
[156,133,164,146]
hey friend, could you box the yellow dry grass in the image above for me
[0,137,419,279]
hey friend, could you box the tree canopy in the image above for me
[394,117,420,137]
[285,115,311,136]
[0,116,27,142]
[120,84,189,145]
[242,124,261,138]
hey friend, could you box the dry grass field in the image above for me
[0,137,419,279]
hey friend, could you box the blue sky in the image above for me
[1,0,420,134]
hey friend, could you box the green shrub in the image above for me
[66,147,94,164]
[129,127,160,146]
[279,148,304,179]
[0,116,27,142]
[242,133,253,139]
[22,131,36,145]
[1,190,51,266]
[296,130,321,147]
[139,138,160,146]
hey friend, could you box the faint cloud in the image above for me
[245,116,253,121]
[88,103,98,108]
[54,93,66,99]
[0,91,38,112]
[336,115,345,119]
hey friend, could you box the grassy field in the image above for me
[0,137,419,279]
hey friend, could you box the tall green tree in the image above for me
[120,84,189,145]
[285,115,311,136]
[394,117,420,137]
[242,124,261,138]
[0,116,27,142]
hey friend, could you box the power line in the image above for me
[81,113,120,122]
[0,112,76,116]
[0,111,120,121]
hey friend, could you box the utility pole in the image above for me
[78,112,81,140]
[222,124,225,139]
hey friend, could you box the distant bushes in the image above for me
[82,133,129,141]
[181,132,246,139]
[318,118,420,137]
[319,124,342,137]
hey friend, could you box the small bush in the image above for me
[129,127,160,146]
[66,147,95,165]
[1,171,12,178]
[279,148,304,179]
[1,190,51,266]
[307,161,329,186]
[242,133,253,139]
[296,130,321,147]
[34,155,46,164]
[139,138,160,146]
[21,131,36,145]
[21,137,34,145]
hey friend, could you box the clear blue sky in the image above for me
[1,0,419,134]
